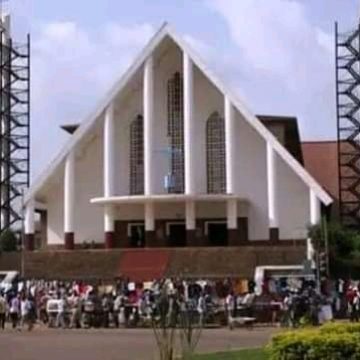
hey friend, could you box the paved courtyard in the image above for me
[0,327,276,360]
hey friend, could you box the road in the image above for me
[0,327,276,360]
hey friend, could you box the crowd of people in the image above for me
[0,278,238,331]
[0,276,358,331]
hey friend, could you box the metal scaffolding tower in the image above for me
[0,15,30,234]
[336,22,360,227]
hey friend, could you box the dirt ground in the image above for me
[0,326,276,360]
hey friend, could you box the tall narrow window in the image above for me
[206,112,226,194]
[129,115,144,195]
[167,72,184,193]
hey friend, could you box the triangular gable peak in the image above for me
[25,23,332,206]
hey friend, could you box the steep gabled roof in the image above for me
[25,22,332,206]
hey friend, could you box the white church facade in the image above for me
[23,24,332,256]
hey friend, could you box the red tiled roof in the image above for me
[301,141,339,200]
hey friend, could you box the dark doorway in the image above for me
[129,224,145,247]
[168,223,186,247]
[208,223,228,246]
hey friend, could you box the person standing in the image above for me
[21,295,35,331]
[197,292,206,326]
[10,294,20,330]
[20,294,29,330]
[56,295,68,329]
[0,292,7,330]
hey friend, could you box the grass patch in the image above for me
[193,348,267,360]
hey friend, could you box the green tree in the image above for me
[0,229,18,252]
[309,221,358,258]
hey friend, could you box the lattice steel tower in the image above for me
[0,14,30,234]
[335,21,360,227]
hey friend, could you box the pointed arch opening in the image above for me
[206,111,226,194]
[129,114,144,195]
[167,71,184,193]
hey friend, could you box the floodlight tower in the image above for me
[0,8,30,235]
[335,15,360,228]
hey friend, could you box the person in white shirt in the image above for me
[20,296,29,329]
[10,294,20,329]
[21,296,35,331]
[56,295,68,329]
[197,293,206,326]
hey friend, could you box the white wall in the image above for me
[155,202,185,219]
[45,130,104,244]
[233,110,269,240]
[276,153,310,239]
[74,133,104,243]
[117,204,144,220]
[197,202,226,218]
[46,178,64,245]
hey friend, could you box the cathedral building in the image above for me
[23,24,332,269]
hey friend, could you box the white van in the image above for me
[254,265,314,295]
[0,271,19,293]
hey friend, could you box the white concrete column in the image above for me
[144,202,155,247]
[310,189,321,226]
[225,97,236,194]
[185,201,196,230]
[104,102,115,198]
[103,103,116,248]
[24,199,35,235]
[145,202,155,231]
[227,199,237,229]
[266,142,279,229]
[64,151,75,234]
[104,205,115,233]
[144,55,154,195]
[308,188,321,261]
[183,52,196,194]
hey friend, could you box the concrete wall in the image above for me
[74,133,104,243]
[276,153,310,239]
[233,110,269,240]
[46,130,104,245]
[46,176,64,245]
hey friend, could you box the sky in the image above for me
[5,0,360,179]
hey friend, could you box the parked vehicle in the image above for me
[0,271,19,293]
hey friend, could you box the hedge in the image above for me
[319,322,360,335]
[267,323,360,360]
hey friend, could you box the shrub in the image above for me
[268,324,360,360]
[319,322,360,335]
[0,229,18,252]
